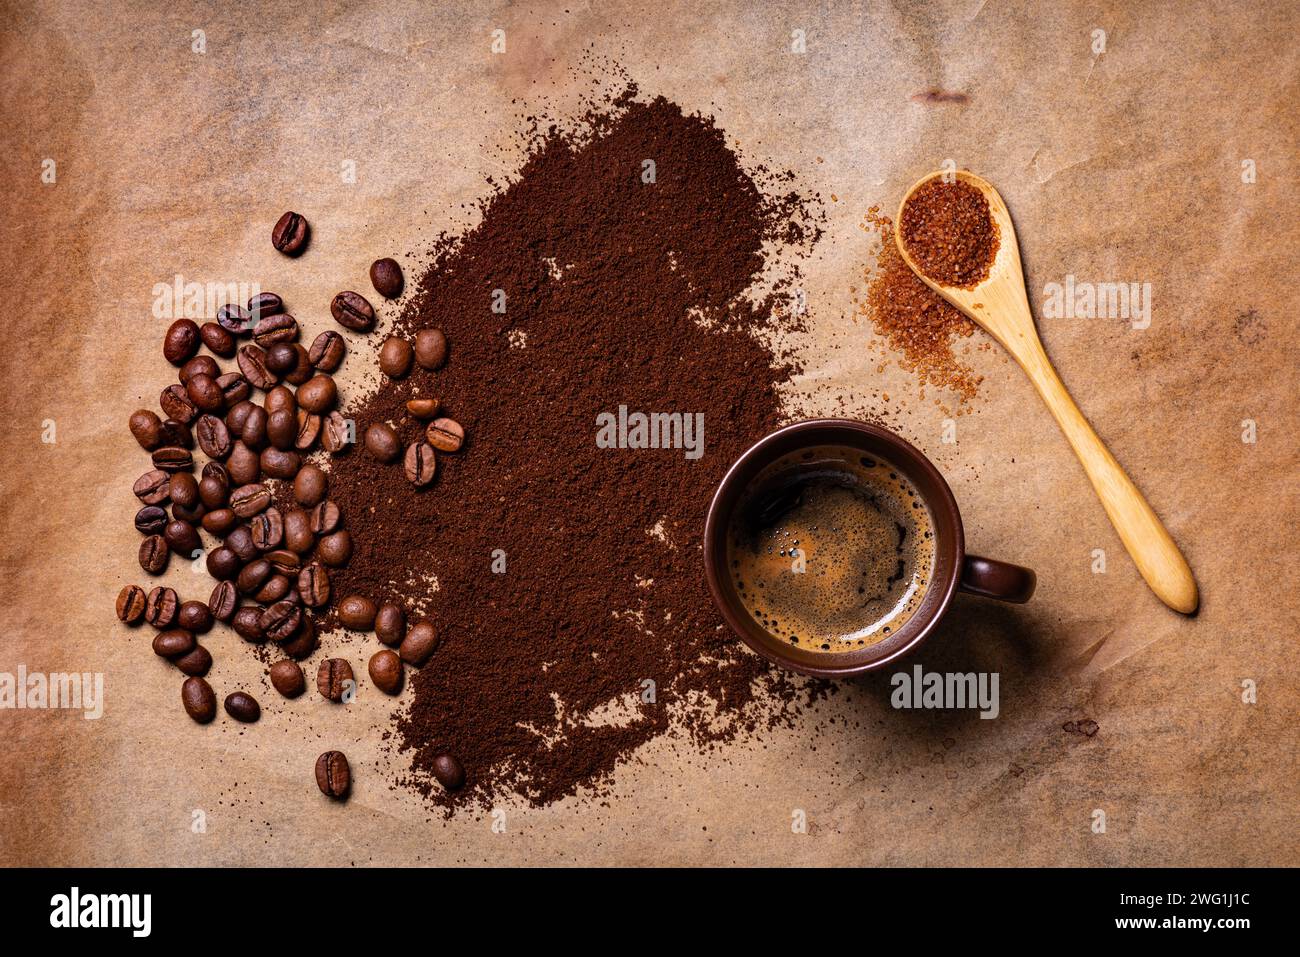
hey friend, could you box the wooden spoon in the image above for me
[895,170,1198,613]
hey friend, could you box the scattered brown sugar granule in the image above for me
[857,207,983,406]
[899,178,1000,288]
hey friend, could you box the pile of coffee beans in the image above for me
[117,214,468,800]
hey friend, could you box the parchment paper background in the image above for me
[1,0,1296,866]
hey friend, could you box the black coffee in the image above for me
[726,445,935,653]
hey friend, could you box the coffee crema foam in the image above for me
[726,445,936,653]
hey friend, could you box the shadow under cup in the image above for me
[703,419,1035,678]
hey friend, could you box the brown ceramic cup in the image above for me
[704,419,1035,678]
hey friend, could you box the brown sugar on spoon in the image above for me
[898,178,1000,288]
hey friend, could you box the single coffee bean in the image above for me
[284,344,314,385]
[265,387,298,419]
[309,500,342,535]
[129,409,164,450]
[425,417,464,452]
[316,658,354,701]
[252,313,299,348]
[404,442,437,486]
[321,411,352,453]
[133,469,171,505]
[178,599,214,634]
[315,750,350,798]
[160,384,198,424]
[378,336,413,378]
[158,418,194,448]
[260,600,302,642]
[239,404,269,449]
[185,373,224,413]
[173,644,212,677]
[163,318,200,365]
[338,594,377,630]
[369,257,404,298]
[208,580,238,622]
[263,341,297,376]
[182,677,217,723]
[202,507,237,536]
[237,558,273,595]
[226,400,255,438]
[139,535,170,574]
[152,628,194,658]
[368,649,403,695]
[196,414,232,459]
[295,410,321,451]
[217,372,251,406]
[330,290,375,332]
[269,659,306,698]
[399,620,439,666]
[405,398,440,419]
[168,472,199,509]
[251,507,284,551]
[145,586,179,627]
[172,500,206,525]
[267,408,297,450]
[293,465,327,506]
[200,321,236,358]
[364,422,401,463]
[217,302,252,336]
[232,605,266,642]
[134,505,169,535]
[179,355,220,385]
[280,508,311,553]
[237,344,278,391]
[414,327,448,370]
[247,291,284,322]
[298,562,330,607]
[272,211,309,255]
[200,460,226,487]
[206,546,241,580]
[316,530,353,567]
[229,483,271,518]
[199,471,229,508]
[265,549,302,576]
[164,519,201,556]
[260,447,301,480]
[151,445,194,472]
[224,691,261,723]
[227,440,261,484]
[281,615,318,659]
[296,374,337,414]
[308,330,346,372]
[254,574,291,605]
[431,753,466,791]
[374,602,406,646]
[116,584,148,625]
[225,525,257,563]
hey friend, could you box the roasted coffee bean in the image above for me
[297,562,330,607]
[230,483,272,518]
[254,574,291,605]
[399,620,438,666]
[317,530,352,567]
[260,600,302,642]
[217,302,252,336]
[135,505,169,535]
[200,321,236,358]
[315,750,350,798]
[225,525,258,562]
[224,692,261,723]
[378,336,413,378]
[163,318,200,365]
[295,410,321,451]
[405,398,440,419]
[174,644,212,677]
[182,677,217,723]
[265,549,302,576]
[199,474,229,510]
[284,508,315,554]
[133,469,171,505]
[282,615,318,659]
[172,500,206,525]
[364,422,401,463]
[202,507,237,536]
[227,440,261,484]
[261,447,301,480]
[152,628,194,658]
[160,384,197,424]
[404,442,437,486]
[309,500,342,535]
[151,445,194,472]
[368,649,403,694]
[116,585,148,625]
[251,507,283,551]
[414,327,448,370]
[196,414,232,459]
[432,753,466,791]
[158,418,194,448]
[426,418,464,452]
[237,558,273,595]
[296,374,337,413]
[232,605,265,642]
[208,580,238,622]
[225,400,255,438]
[237,344,277,391]
[216,372,251,406]
[177,599,214,634]
[321,411,352,453]
[374,601,406,646]
[252,313,299,348]
[248,291,284,322]
[272,211,309,255]
[338,594,377,630]
[316,658,354,701]
[239,405,269,449]
[267,408,297,450]
[206,546,240,580]
[330,290,375,332]
[202,460,229,484]
[164,519,201,556]
[308,331,346,372]
[369,257,404,299]
[179,355,220,385]
[145,586,179,627]
[139,535,170,574]
[128,409,164,450]
[168,472,199,510]
[264,384,297,414]
[185,373,224,413]
[263,341,298,376]
[284,344,314,385]
[269,659,306,698]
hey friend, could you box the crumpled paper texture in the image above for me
[1,0,1295,865]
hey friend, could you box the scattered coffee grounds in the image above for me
[898,178,1000,288]
[856,207,983,406]
[326,87,828,807]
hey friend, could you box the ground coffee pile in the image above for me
[328,88,826,807]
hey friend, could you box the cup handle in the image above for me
[959,554,1037,604]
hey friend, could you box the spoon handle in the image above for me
[1015,340,1199,613]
